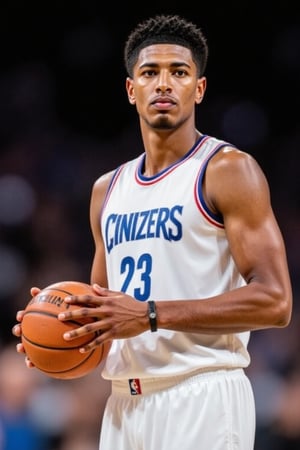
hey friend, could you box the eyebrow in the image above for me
[139,61,191,70]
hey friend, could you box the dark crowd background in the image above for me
[0,2,299,449]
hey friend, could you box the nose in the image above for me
[156,70,172,93]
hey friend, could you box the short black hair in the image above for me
[124,14,208,78]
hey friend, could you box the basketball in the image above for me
[21,281,111,380]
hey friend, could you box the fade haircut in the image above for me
[124,14,209,78]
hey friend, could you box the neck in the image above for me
[141,129,202,176]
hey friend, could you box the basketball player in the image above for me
[13,14,292,450]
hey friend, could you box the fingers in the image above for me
[92,283,108,295]
[13,303,36,369]
[15,337,35,368]
[12,310,25,339]
[63,292,105,310]
[61,284,113,308]
[16,342,35,368]
[31,286,41,297]
[62,320,102,340]
[16,342,25,353]
[16,310,25,322]
[79,333,110,353]
[12,323,22,337]
[25,356,35,368]
[58,304,100,320]
[92,284,120,297]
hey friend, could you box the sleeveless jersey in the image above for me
[100,134,251,381]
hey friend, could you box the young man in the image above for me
[14,14,292,450]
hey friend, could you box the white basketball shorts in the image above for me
[99,368,256,450]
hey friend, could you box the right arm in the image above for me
[12,170,114,364]
[89,170,115,286]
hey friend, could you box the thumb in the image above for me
[92,283,108,295]
[31,287,41,297]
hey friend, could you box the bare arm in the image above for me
[11,171,115,365]
[157,148,292,333]
[58,148,292,350]
[89,170,114,288]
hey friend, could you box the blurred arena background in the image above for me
[0,1,299,449]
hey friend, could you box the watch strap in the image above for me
[148,301,157,332]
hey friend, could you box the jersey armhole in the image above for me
[100,165,125,218]
[195,144,230,227]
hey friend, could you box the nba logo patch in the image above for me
[129,378,142,395]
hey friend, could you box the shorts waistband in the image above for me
[111,367,244,396]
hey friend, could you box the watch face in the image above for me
[149,312,156,319]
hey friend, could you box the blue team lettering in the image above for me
[105,205,183,253]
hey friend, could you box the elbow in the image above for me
[273,290,293,328]
[277,303,292,328]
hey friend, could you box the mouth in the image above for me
[151,97,176,111]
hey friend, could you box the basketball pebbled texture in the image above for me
[21,281,111,380]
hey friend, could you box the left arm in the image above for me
[59,149,292,348]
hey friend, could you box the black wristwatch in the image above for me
[147,301,157,332]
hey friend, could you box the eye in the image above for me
[174,69,187,77]
[142,69,157,77]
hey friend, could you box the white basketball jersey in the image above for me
[100,135,250,380]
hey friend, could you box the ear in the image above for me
[195,77,207,104]
[126,77,136,105]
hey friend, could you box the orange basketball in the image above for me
[21,281,111,380]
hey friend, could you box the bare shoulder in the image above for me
[90,170,116,236]
[93,169,116,194]
[205,145,270,214]
[90,170,116,214]
[209,146,263,175]
[209,145,268,185]
[90,169,116,207]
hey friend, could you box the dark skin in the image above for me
[13,44,292,365]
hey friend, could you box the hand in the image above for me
[58,284,149,352]
[11,286,41,368]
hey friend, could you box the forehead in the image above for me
[136,43,194,66]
